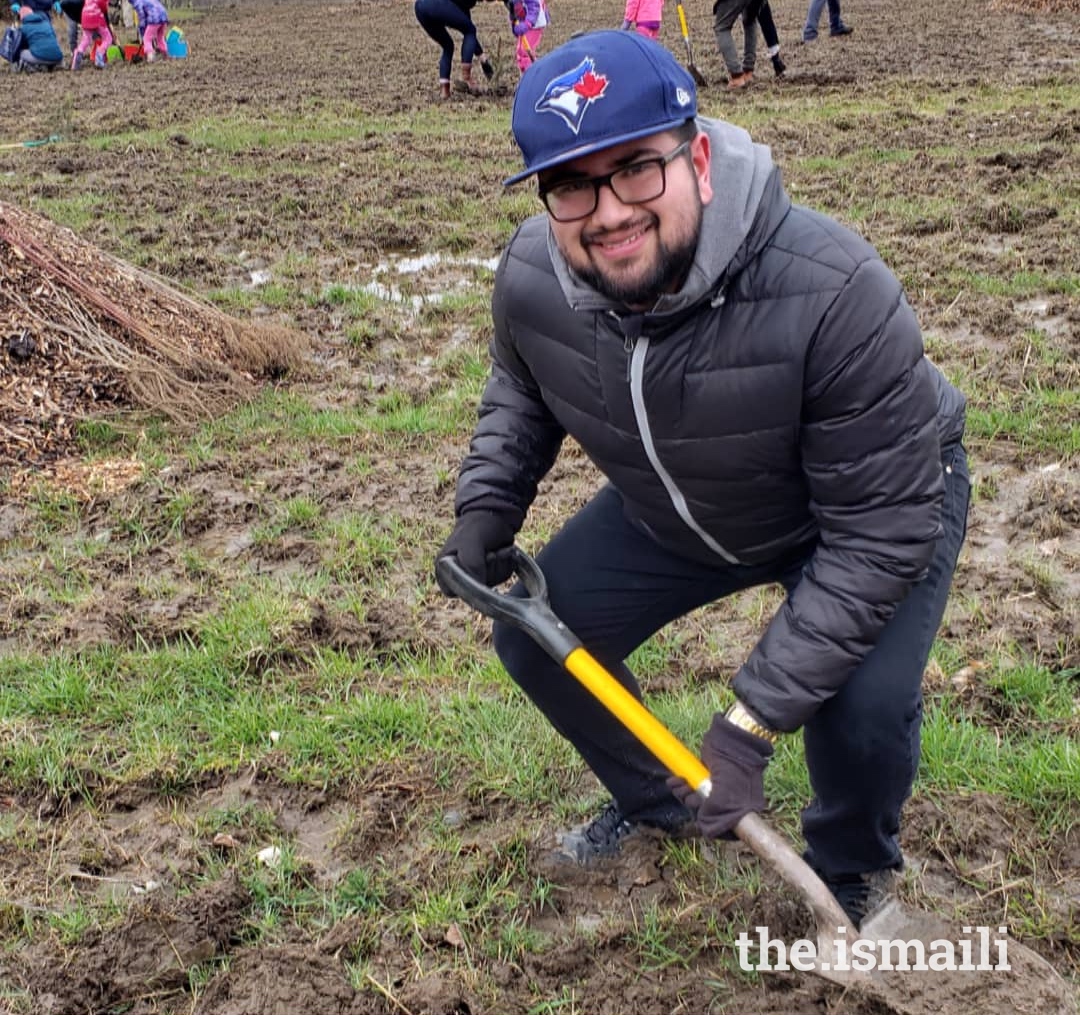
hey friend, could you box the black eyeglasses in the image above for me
[538,140,694,223]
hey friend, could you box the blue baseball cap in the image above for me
[505,30,698,186]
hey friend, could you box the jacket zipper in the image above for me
[627,335,741,564]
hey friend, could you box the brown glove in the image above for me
[666,712,773,839]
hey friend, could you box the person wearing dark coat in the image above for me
[58,0,81,51]
[15,4,63,69]
[436,31,968,932]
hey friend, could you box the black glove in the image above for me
[435,511,517,596]
[666,712,773,839]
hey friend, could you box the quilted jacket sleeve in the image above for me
[732,256,945,732]
[452,245,566,530]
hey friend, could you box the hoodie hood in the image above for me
[548,116,778,315]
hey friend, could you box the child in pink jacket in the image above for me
[506,0,548,73]
[71,0,111,69]
[621,0,663,38]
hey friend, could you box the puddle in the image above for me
[375,252,501,276]
[1013,298,1070,339]
[330,251,502,311]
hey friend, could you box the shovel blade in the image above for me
[836,899,1079,1015]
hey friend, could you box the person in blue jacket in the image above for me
[14,4,63,69]
[9,0,65,44]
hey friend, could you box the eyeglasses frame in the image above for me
[537,139,695,223]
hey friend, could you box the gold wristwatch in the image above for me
[725,701,780,744]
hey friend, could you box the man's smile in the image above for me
[585,219,655,259]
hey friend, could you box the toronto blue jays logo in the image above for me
[534,57,609,134]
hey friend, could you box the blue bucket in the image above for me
[165,28,188,58]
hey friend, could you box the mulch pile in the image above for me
[0,200,309,475]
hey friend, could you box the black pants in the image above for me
[414,0,484,81]
[493,445,970,879]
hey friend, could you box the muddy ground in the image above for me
[0,0,1078,1013]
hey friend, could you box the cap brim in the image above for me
[502,116,692,187]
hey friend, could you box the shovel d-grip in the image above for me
[437,547,863,982]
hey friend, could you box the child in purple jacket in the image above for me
[506,0,547,73]
[128,0,169,61]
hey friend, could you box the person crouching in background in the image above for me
[15,4,63,70]
[128,0,169,61]
[414,0,496,100]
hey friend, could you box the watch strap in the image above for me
[725,701,780,744]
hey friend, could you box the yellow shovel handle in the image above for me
[566,647,711,794]
[677,3,690,39]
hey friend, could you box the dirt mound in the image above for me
[0,200,309,472]
[193,946,372,1015]
[16,873,251,1015]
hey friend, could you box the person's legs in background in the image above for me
[515,26,542,73]
[801,0,826,41]
[414,0,457,97]
[93,25,112,65]
[63,13,77,52]
[458,16,483,92]
[826,0,852,34]
[71,25,93,69]
[142,21,165,60]
[738,5,758,77]
[712,0,752,82]
[754,0,785,74]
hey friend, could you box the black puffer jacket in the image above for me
[455,118,966,731]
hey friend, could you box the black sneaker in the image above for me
[479,57,494,80]
[555,801,696,866]
[830,24,853,36]
[771,54,786,76]
[826,869,896,929]
[556,802,636,865]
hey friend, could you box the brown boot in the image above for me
[727,70,754,90]
[439,79,451,100]
[455,62,480,95]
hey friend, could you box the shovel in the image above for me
[675,0,708,87]
[0,134,61,150]
[437,547,1079,1014]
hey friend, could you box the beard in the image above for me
[573,201,703,309]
